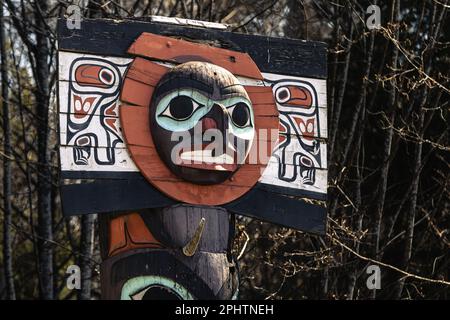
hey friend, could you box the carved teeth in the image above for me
[179,150,234,164]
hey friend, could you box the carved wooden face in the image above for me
[120,33,279,204]
[150,62,255,185]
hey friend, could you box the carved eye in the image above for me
[229,102,251,128]
[300,155,313,167]
[99,69,114,86]
[130,285,183,300]
[162,96,202,120]
[275,87,290,103]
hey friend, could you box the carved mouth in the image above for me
[179,149,238,171]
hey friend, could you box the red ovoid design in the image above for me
[119,33,279,205]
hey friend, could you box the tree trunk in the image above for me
[34,0,53,300]
[0,0,16,300]
[78,214,95,300]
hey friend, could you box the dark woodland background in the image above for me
[0,0,449,300]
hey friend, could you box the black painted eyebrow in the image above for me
[156,77,213,96]
[220,83,247,96]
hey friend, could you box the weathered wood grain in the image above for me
[59,146,138,172]
[226,186,327,234]
[128,32,263,80]
[100,248,236,299]
[58,51,131,83]
[57,18,327,79]
[61,178,326,234]
[61,177,176,215]
[260,164,328,195]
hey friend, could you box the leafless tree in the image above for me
[0,0,448,300]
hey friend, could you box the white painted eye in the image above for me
[275,87,290,103]
[161,96,202,120]
[228,102,252,128]
[300,155,313,167]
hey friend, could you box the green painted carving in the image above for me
[155,88,254,138]
[121,275,195,300]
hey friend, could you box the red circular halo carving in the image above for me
[119,33,279,205]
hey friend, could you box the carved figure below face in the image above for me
[150,61,255,185]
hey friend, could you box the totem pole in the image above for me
[57,17,328,300]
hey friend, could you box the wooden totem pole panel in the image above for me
[57,18,328,233]
[57,17,328,300]
[98,206,237,299]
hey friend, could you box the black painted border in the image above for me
[57,18,327,80]
[61,182,326,234]
[60,176,327,234]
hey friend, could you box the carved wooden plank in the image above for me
[58,55,329,195]
[58,80,121,115]
[259,164,328,195]
[128,32,263,80]
[59,146,138,172]
[263,73,328,139]
[58,51,131,83]
[61,177,174,215]
[270,140,327,169]
[226,186,326,233]
[57,18,327,79]
[121,57,168,86]
[59,112,124,147]
[60,95,327,191]
[61,178,326,234]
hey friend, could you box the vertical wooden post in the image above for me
[99,205,238,300]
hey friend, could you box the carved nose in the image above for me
[212,103,229,129]
[201,117,217,131]
[212,103,226,111]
